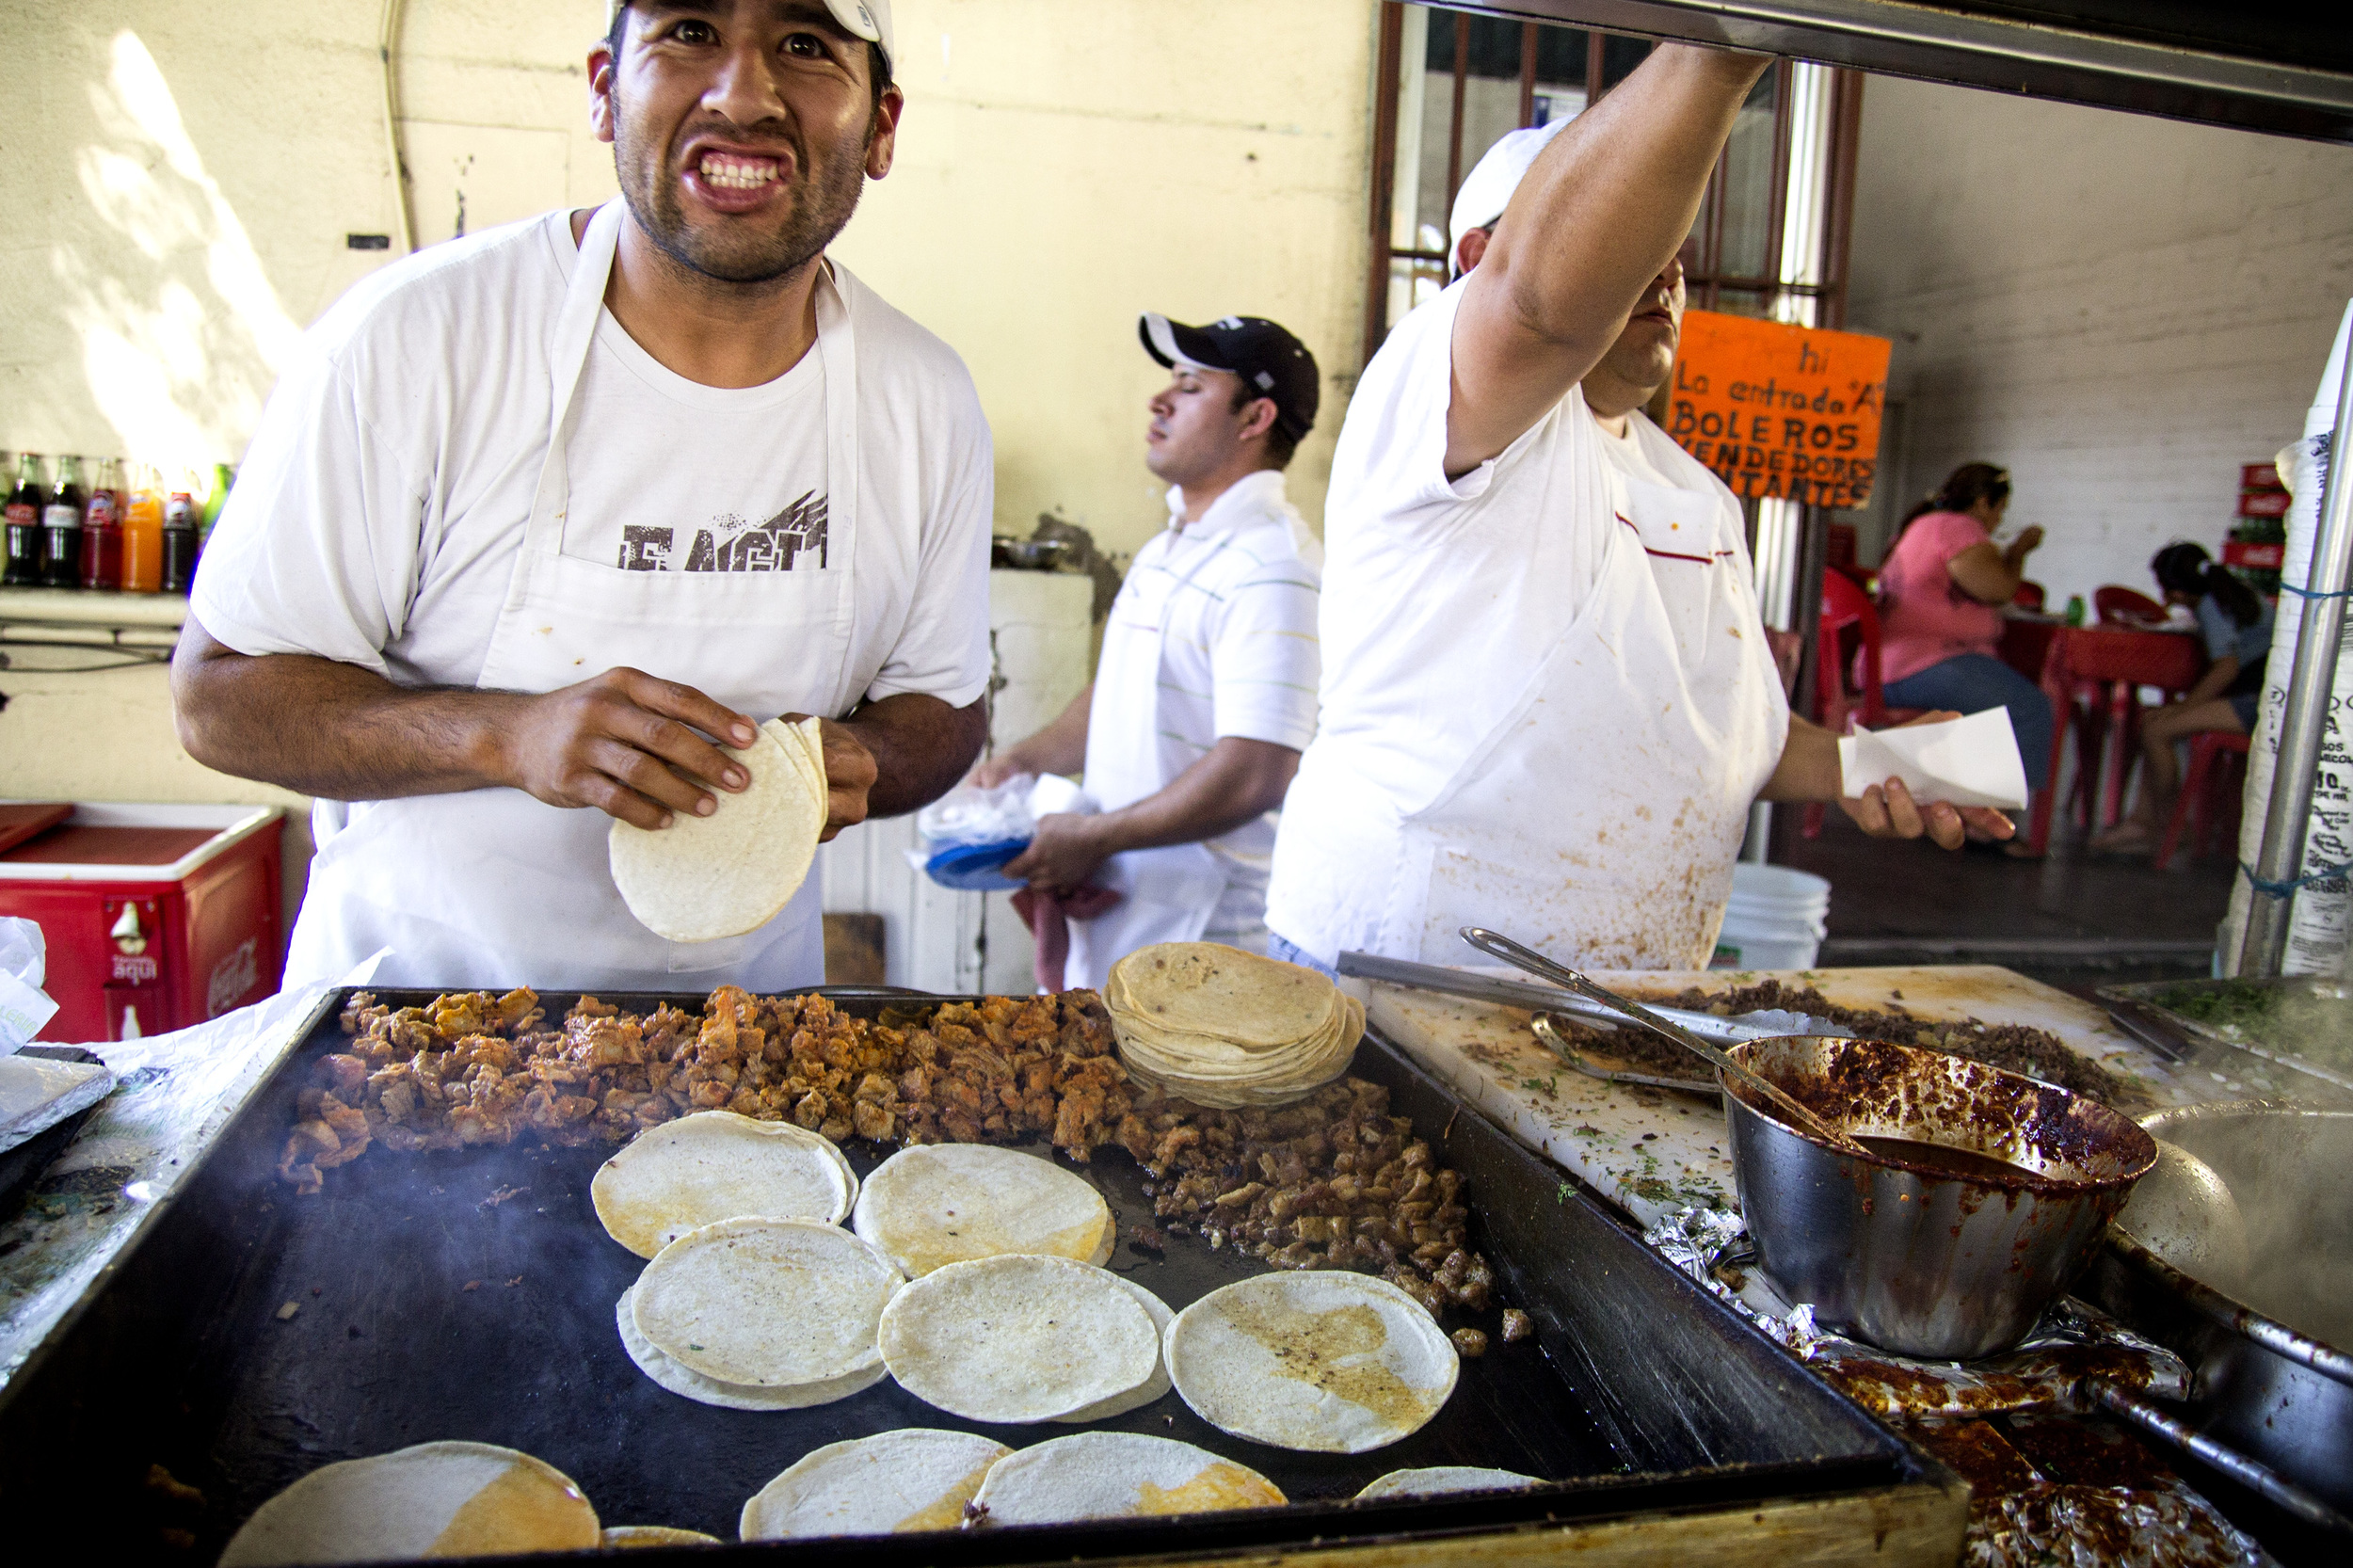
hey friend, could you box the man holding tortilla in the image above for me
[173,0,989,991]
[1266,46,2014,977]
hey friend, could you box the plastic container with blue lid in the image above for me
[922,839,1031,892]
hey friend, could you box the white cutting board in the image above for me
[1366,965,2288,1232]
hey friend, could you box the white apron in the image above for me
[286,200,860,992]
[1278,468,1785,969]
[1060,516,1228,988]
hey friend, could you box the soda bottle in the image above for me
[200,462,234,542]
[120,461,166,594]
[41,455,88,588]
[162,471,200,594]
[2063,594,2088,628]
[80,458,123,590]
[4,454,45,587]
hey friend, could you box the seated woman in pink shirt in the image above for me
[1876,462,2052,856]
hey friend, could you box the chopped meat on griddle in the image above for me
[279,984,1497,1317]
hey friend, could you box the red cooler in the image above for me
[0,803,286,1042]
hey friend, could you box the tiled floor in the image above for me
[1767,806,2237,999]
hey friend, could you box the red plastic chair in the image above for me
[2012,580,2047,612]
[1804,572,1925,837]
[2094,584,2164,626]
[2154,731,2251,871]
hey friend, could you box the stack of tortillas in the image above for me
[592,1112,855,1258]
[1166,1272,1459,1452]
[619,1217,902,1411]
[219,1442,600,1565]
[852,1144,1113,1277]
[610,714,827,942]
[1105,943,1363,1109]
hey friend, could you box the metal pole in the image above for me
[2238,330,2353,977]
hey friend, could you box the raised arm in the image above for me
[1447,44,1769,475]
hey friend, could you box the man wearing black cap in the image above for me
[975,314,1322,988]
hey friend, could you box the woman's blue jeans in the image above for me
[1881,653,2055,788]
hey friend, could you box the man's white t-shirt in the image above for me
[1265,280,1777,959]
[569,313,831,576]
[1083,469,1320,948]
[194,211,990,712]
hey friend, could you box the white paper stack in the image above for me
[1837,710,2030,811]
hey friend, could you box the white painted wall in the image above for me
[1844,76,2353,594]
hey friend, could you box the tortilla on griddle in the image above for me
[218,1441,599,1566]
[740,1429,1013,1539]
[1166,1272,1458,1453]
[591,1112,854,1258]
[877,1254,1160,1423]
[1355,1466,1542,1499]
[632,1217,901,1388]
[968,1432,1285,1525]
[1053,1272,1175,1422]
[601,1525,722,1546]
[609,714,826,943]
[852,1144,1112,1277]
[615,1285,885,1411]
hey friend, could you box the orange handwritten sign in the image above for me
[1663,312,1891,508]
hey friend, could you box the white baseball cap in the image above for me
[1447,115,1574,271]
[606,0,895,75]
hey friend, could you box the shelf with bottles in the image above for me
[0,452,234,598]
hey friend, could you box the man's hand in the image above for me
[1000,812,1112,896]
[969,754,1028,789]
[1838,776,2014,851]
[1764,710,2016,850]
[502,668,757,830]
[791,714,880,841]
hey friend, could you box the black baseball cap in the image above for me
[1139,313,1320,443]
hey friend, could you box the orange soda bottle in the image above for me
[120,461,166,593]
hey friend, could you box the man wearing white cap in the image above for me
[174,0,995,992]
[978,314,1323,987]
[1265,46,2011,976]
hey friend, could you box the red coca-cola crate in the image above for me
[2241,462,2282,491]
[2237,488,2291,519]
[2223,539,2287,570]
[0,803,284,1042]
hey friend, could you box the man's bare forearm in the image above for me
[1095,737,1298,854]
[171,620,520,800]
[840,692,988,819]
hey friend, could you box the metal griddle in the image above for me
[0,987,1949,1563]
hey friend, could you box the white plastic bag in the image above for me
[0,916,60,1059]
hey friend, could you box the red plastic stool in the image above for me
[2153,731,2251,871]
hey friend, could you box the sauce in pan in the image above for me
[1854,1135,2034,1182]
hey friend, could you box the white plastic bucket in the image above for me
[1715,863,1831,970]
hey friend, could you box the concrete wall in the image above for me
[1844,75,2353,593]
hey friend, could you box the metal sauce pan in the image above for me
[1723,1036,2155,1361]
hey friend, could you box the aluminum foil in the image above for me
[1969,1484,2265,1568]
[0,980,344,1389]
[1641,1205,2190,1414]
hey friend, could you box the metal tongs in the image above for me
[1459,926,1871,1159]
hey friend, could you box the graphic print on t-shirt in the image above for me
[616,490,830,573]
